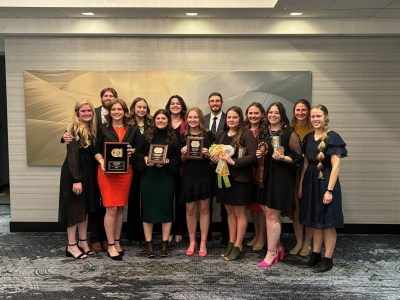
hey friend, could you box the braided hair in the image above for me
[312,104,330,179]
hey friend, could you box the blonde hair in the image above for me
[184,107,208,138]
[68,99,96,148]
[312,104,330,179]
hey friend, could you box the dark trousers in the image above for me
[171,175,187,236]
[127,171,144,241]
[209,173,229,242]
[89,185,107,243]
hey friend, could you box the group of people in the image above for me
[58,88,347,273]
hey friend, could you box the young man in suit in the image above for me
[204,92,229,245]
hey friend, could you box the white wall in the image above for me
[6,36,400,224]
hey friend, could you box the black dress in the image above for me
[300,131,347,229]
[257,126,303,212]
[181,131,214,202]
[58,139,96,228]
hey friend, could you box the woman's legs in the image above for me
[77,215,92,253]
[233,206,247,249]
[263,207,281,262]
[143,222,154,242]
[300,226,313,256]
[199,199,210,253]
[225,204,237,244]
[290,221,304,254]
[323,228,337,258]
[253,211,266,250]
[186,202,197,252]
[104,206,119,256]
[162,222,172,242]
[67,224,85,258]
[248,210,259,246]
[114,207,124,252]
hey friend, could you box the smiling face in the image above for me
[78,104,94,124]
[187,110,200,129]
[155,113,169,129]
[208,95,223,114]
[247,105,262,127]
[226,110,240,130]
[110,102,124,122]
[134,100,148,118]
[294,103,310,123]
[169,98,182,116]
[101,91,116,109]
[310,108,327,130]
[267,105,281,126]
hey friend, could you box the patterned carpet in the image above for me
[0,205,399,300]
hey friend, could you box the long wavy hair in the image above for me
[260,102,290,138]
[105,98,130,127]
[67,99,96,148]
[129,97,152,128]
[165,95,187,119]
[225,106,245,149]
[145,109,176,144]
[291,99,312,129]
[184,107,208,139]
[312,104,330,179]
[244,102,266,130]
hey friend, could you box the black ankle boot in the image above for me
[305,252,322,268]
[313,257,333,273]
[145,241,155,258]
[160,240,169,257]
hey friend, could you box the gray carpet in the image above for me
[0,205,399,299]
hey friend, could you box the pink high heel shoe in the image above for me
[198,240,207,257]
[258,250,279,268]
[186,240,197,256]
[278,243,285,261]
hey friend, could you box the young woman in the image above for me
[256,102,303,267]
[59,99,97,259]
[138,109,181,258]
[180,107,214,257]
[165,95,188,243]
[211,106,257,261]
[244,102,267,251]
[299,104,347,272]
[126,97,152,243]
[288,99,314,257]
[94,98,138,261]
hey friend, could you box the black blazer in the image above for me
[204,112,226,136]
[95,123,141,165]
[214,128,257,183]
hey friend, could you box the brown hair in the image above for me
[129,97,152,128]
[225,106,245,149]
[100,87,118,99]
[105,98,130,127]
[291,99,312,129]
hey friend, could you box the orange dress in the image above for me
[98,127,133,207]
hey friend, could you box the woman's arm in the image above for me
[322,155,341,205]
[298,156,308,198]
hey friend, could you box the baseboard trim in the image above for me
[9,221,400,234]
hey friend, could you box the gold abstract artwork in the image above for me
[24,70,311,165]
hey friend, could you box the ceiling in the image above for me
[1,0,400,19]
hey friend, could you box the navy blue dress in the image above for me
[300,131,347,229]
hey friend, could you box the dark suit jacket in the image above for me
[214,128,257,183]
[95,123,141,166]
[95,106,103,129]
[204,112,226,136]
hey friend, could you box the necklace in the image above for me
[267,126,281,138]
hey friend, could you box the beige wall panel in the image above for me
[5,36,400,224]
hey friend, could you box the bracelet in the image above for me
[327,189,333,193]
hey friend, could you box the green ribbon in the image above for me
[217,174,231,188]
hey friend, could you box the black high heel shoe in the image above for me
[78,239,95,256]
[65,243,87,260]
[107,243,122,261]
[114,239,124,256]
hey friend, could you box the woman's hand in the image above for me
[98,158,105,171]
[272,150,284,161]
[63,132,73,144]
[72,182,83,196]
[323,191,333,205]
[127,145,135,159]
[298,186,302,199]
[221,154,235,165]
[201,148,209,157]
[181,145,188,155]
[256,149,264,159]
[210,152,220,163]
[144,156,154,167]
